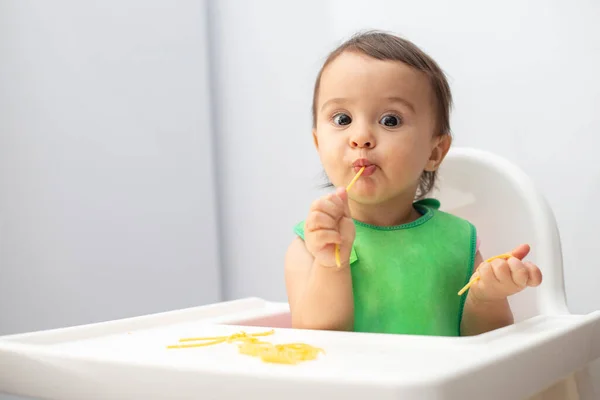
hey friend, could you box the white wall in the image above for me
[0,0,221,338]
[208,0,336,301]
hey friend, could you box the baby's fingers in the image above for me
[524,262,543,287]
[305,211,337,232]
[335,187,352,218]
[477,262,499,287]
[491,259,513,284]
[309,195,343,221]
[507,257,529,288]
[312,229,342,247]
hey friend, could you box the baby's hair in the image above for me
[312,30,453,199]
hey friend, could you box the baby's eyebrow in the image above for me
[320,96,416,113]
[385,96,416,113]
[320,97,350,112]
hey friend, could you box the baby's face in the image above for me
[314,51,441,205]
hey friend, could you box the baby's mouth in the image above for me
[352,158,377,176]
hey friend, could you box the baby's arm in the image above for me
[460,251,513,335]
[284,238,354,331]
[284,187,355,331]
[460,245,542,336]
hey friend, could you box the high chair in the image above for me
[0,147,598,400]
[432,147,598,399]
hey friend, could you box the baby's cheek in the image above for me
[386,148,423,178]
[317,133,343,155]
[318,151,344,185]
[410,140,437,171]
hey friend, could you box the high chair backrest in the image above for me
[431,147,569,322]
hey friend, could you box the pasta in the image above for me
[335,166,366,267]
[166,329,324,364]
[457,253,512,295]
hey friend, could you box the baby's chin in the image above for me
[349,185,418,206]
[347,188,387,205]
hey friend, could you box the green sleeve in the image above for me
[293,220,306,240]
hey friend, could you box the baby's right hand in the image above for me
[304,187,355,268]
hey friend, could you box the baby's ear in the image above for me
[312,129,319,149]
[425,134,451,172]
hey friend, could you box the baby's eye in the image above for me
[379,114,402,127]
[332,113,352,126]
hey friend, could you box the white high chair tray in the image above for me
[0,298,598,400]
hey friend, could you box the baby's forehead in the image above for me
[318,51,434,110]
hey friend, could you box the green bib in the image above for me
[293,199,477,337]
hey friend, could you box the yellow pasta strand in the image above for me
[178,335,227,343]
[457,253,513,296]
[166,329,324,365]
[484,253,513,262]
[346,166,365,192]
[335,166,366,268]
[167,338,227,349]
[178,329,274,343]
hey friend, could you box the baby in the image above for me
[284,31,542,336]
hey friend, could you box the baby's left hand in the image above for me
[468,244,543,303]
